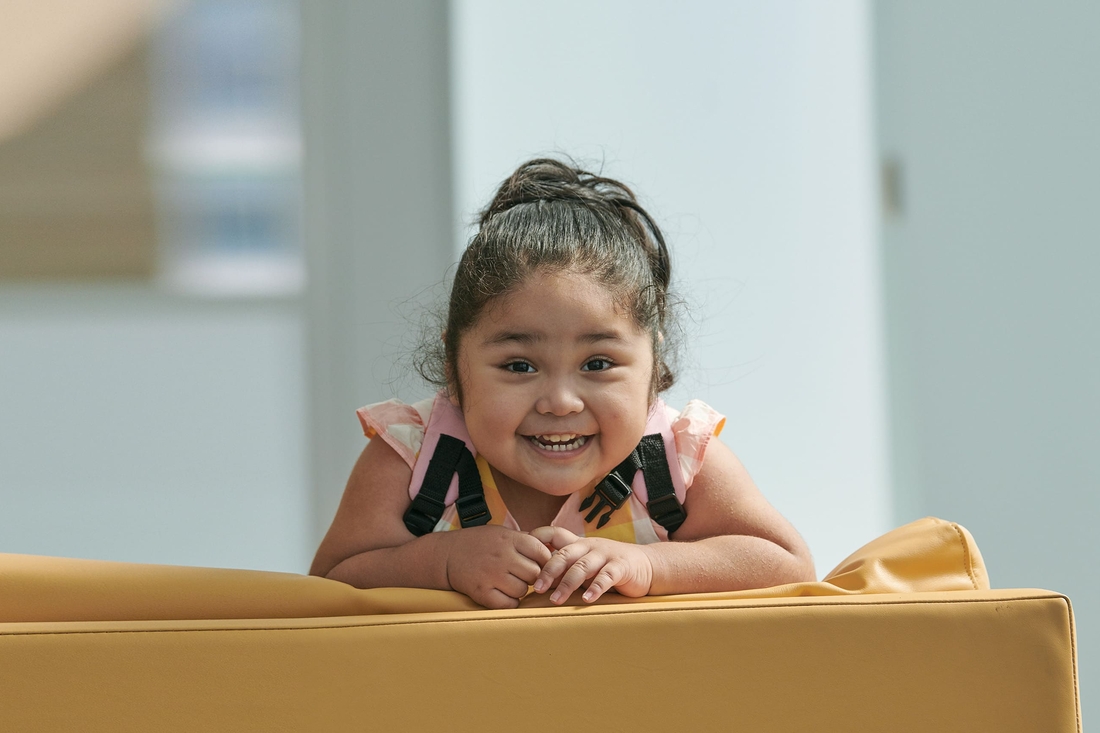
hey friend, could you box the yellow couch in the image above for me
[0,518,1081,732]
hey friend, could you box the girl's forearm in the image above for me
[642,535,815,596]
[322,532,457,591]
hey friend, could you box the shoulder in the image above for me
[310,408,423,577]
[665,399,726,439]
[662,398,726,489]
[356,394,437,468]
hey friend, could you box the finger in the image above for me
[509,555,544,585]
[532,544,587,593]
[479,588,520,610]
[514,533,553,566]
[528,526,579,551]
[581,560,625,603]
[550,552,604,605]
[501,573,532,600]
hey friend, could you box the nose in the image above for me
[535,377,584,416]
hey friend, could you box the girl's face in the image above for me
[452,270,655,498]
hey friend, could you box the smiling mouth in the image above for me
[527,434,589,452]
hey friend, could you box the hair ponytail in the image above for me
[421,157,680,401]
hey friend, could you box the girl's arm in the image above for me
[310,435,426,582]
[311,437,551,609]
[532,439,815,603]
[645,438,815,593]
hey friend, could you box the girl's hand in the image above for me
[445,525,552,610]
[529,527,653,604]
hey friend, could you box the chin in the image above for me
[530,478,590,497]
[531,484,579,497]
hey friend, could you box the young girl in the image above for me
[311,159,814,609]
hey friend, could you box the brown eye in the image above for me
[504,361,535,373]
[581,358,613,372]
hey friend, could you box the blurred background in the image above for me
[0,0,1095,713]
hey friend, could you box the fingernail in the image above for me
[583,590,595,602]
[550,592,561,604]
[534,579,546,592]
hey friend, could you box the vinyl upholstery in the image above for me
[0,518,1081,732]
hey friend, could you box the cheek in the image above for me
[451,348,491,408]
[459,371,505,415]
[599,396,649,447]
[461,383,522,440]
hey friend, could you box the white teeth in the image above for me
[537,433,578,443]
[530,435,587,452]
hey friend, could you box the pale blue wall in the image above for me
[875,0,1099,716]
[0,287,310,571]
[0,2,456,577]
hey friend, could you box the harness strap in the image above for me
[408,432,685,537]
[636,434,688,535]
[579,451,640,528]
[403,434,490,536]
[454,447,491,527]
[578,433,688,534]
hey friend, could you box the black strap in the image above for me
[636,434,687,535]
[578,433,687,534]
[403,434,490,536]
[579,451,640,529]
[453,448,490,527]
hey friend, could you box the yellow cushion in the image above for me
[0,590,1079,732]
[0,517,987,622]
[0,518,1080,732]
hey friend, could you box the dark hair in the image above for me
[418,158,678,402]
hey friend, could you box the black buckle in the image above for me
[579,472,633,528]
[403,493,447,536]
[455,493,491,527]
[646,493,687,534]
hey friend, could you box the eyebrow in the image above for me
[482,330,627,346]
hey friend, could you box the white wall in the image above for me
[875,0,1100,714]
[1,2,452,578]
[299,1,454,542]
[0,287,311,572]
[451,0,888,574]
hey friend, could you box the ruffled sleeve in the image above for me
[355,397,433,469]
[666,400,726,489]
